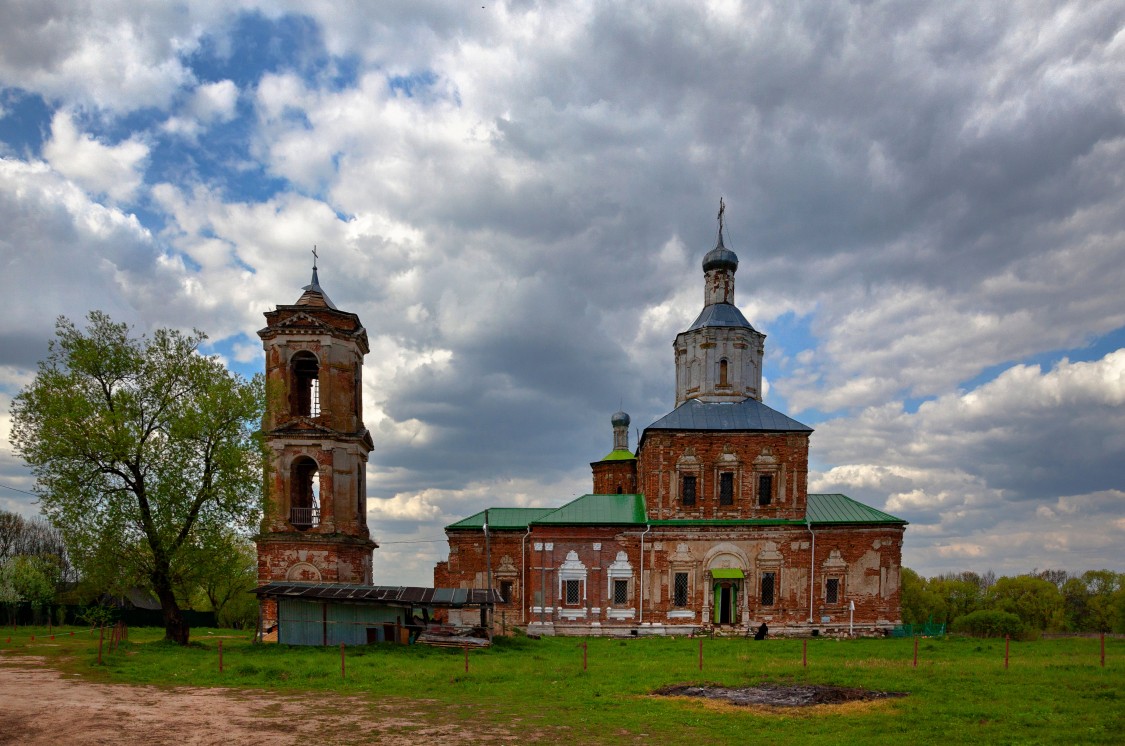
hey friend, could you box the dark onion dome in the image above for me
[702,235,738,272]
[611,410,631,428]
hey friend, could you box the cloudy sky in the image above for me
[1,1,1122,587]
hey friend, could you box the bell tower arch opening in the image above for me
[289,456,320,530]
[289,351,320,417]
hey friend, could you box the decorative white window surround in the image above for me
[668,610,696,619]
[606,551,633,606]
[608,608,636,619]
[558,550,588,605]
[559,608,588,620]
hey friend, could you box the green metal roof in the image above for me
[595,448,636,462]
[711,568,744,579]
[445,507,556,531]
[806,494,907,525]
[532,494,647,525]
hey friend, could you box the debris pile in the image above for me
[655,683,907,707]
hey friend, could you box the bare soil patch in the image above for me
[0,654,518,745]
[655,682,908,708]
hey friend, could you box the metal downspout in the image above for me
[807,518,816,624]
[520,526,532,625]
[639,524,652,623]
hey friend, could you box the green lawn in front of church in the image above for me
[5,625,1121,744]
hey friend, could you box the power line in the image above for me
[0,483,37,497]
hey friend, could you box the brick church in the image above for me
[435,210,907,636]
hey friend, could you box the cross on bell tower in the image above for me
[256,253,377,599]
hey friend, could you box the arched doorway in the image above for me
[711,568,744,625]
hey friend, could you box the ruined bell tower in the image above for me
[256,256,377,596]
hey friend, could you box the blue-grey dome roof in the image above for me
[686,303,757,332]
[611,410,631,428]
[702,236,738,272]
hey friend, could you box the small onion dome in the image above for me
[611,410,631,428]
[702,237,739,272]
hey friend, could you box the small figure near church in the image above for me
[754,622,768,640]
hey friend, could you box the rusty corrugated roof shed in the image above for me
[252,582,502,606]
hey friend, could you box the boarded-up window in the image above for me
[719,472,734,506]
[758,474,773,506]
[613,579,628,605]
[826,577,840,604]
[674,572,689,607]
[761,572,776,606]
[565,579,580,605]
[682,475,697,506]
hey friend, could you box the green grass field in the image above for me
[3,626,1122,744]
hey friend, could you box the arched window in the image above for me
[290,351,320,417]
[719,358,729,386]
[290,456,320,530]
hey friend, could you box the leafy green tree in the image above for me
[0,555,56,623]
[900,568,948,626]
[930,573,986,627]
[183,531,259,628]
[987,575,1064,632]
[9,312,263,644]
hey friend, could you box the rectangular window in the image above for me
[500,580,513,603]
[826,578,839,604]
[673,572,689,607]
[719,472,734,506]
[758,474,773,506]
[565,579,580,605]
[681,475,697,506]
[761,572,776,606]
[613,579,628,605]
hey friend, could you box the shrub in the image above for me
[952,609,1024,638]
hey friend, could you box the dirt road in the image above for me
[0,653,517,745]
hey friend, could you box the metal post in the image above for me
[464,643,469,673]
[1004,635,1009,670]
[848,599,854,637]
[97,626,104,665]
[913,636,918,668]
[484,509,493,639]
[802,638,807,668]
[340,642,346,679]
[582,640,588,671]
[219,640,223,674]
[698,638,703,671]
[1101,632,1105,667]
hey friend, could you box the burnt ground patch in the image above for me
[654,683,908,708]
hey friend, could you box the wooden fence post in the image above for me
[1004,635,1010,670]
[582,640,588,671]
[340,642,346,679]
[219,640,223,674]
[913,636,918,668]
[802,639,807,668]
[463,643,469,673]
[97,626,104,665]
[698,638,703,671]
[1101,633,1105,668]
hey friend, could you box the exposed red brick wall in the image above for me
[637,432,810,521]
[591,459,638,494]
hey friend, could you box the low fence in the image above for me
[1,602,216,629]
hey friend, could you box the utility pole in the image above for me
[484,509,493,637]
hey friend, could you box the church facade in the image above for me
[436,217,907,636]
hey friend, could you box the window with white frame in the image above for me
[558,550,588,607]
[607,551,633,607]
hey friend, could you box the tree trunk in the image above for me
[153,572,189,644]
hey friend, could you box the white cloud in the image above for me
[43,111,149,202]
